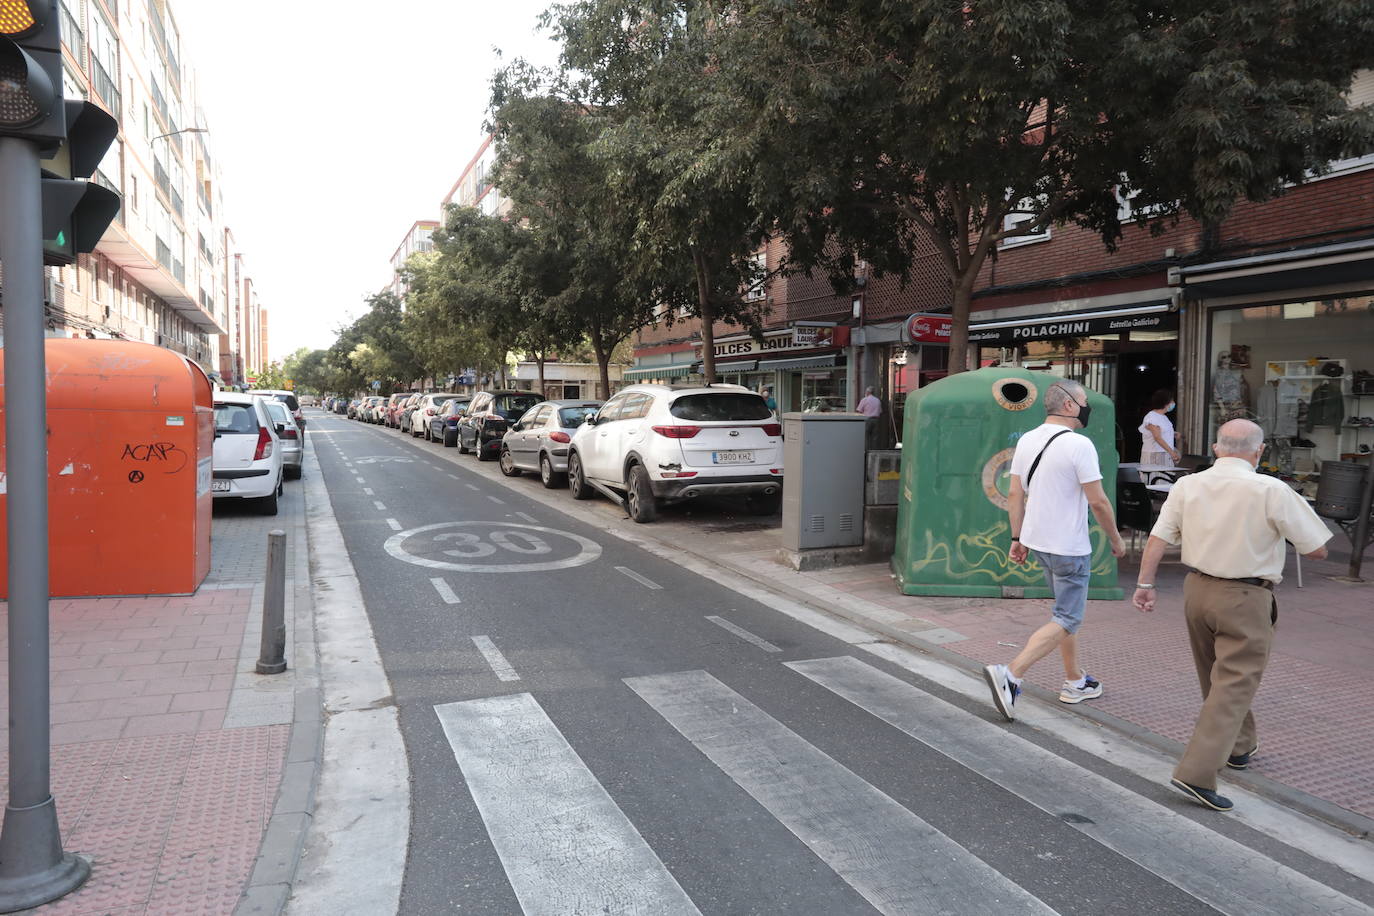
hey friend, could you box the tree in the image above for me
[541,2,781,384]
[252,362,288,391]
[327,291,426,394]
[704,0,1374,371]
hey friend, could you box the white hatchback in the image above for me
[566,384,784,523]
[212,392,284,514]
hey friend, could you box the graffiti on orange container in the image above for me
[120,441,188,473]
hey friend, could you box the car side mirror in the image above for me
[274,423,286,436]
[585,414,598,427]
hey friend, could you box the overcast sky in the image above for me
[174,1,563,363]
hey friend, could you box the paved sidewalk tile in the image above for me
[0,485,307,915]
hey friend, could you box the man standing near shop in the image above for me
[984,380,1127,720]
[1132,418,1330,812]
[856,386,882,449]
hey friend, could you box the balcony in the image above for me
[101,221,223,334]
[91,57,120,118]
[58,2,84,69]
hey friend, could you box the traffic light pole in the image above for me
[0,137,89,910]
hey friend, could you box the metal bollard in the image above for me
[256,530,288,674]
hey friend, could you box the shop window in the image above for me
[1207,293,1374,495]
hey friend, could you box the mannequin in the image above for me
[1212,352,1249,421]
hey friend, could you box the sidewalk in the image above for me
[650,507,1374,830]
[0,479,316,914]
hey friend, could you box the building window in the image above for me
[1000,196,1051,248]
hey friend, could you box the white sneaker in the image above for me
[1059,675,1103,704]
[982,664,1020,721]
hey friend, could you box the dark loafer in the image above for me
[1226,745,1258,770]
[1171,778,1234,811]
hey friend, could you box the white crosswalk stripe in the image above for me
[625,669,1055,915]
[787,655,1374,916]
[434,693,700,916]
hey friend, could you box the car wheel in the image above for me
[477,437,494,461]
[568,454,593,500]
[444,429,458,448]
[540,454,565,489]
[458,431,471,454]
[286,465,302,480]
[258,488,279,516]
[499,446,521,477]
[424,426,433,442]
[745,491,782,516]
[626,464,658,523]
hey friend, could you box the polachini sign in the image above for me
[384,521,602,573]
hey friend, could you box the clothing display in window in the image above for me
[1305,380,1345,432]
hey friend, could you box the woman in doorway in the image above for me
[1139,389,1181,466]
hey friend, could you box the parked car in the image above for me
[407,393,456,438]
[457,390,543,460]
[499,399,602,487]
[566,384,783,523]
[252,389,305,429]
[212,392,284,515]
[384,393,412,428]
[347,398,362,419]
[261,400,303,479]
[365,396,386,423]
[397,393,424,433]
[431,397,472,446]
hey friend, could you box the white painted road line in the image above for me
[363,487,374,496]
[447,474,460,481]
[470,636,521,682]
[373,500,387,512]
[355,477,366,484]
[615,566,663,590]
[788,655,1373,916]
[626,670,1053,916]
[704,616,781,653]
[514,511,538,524]
[385,518,402,531]
[434,693,699,915]
[465,483,480,491]
[429,577,461,605]
[487,495,505,505]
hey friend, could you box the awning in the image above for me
[623,362,694,381]
[758,353,840,371]
[1171,237,1374,297]
[968,302,1174,345]
[711,358,758,373]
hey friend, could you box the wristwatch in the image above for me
[1136,583,1156,590]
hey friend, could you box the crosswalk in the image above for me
[435,657,1370,916]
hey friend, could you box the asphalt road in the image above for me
[305,409,1374,916]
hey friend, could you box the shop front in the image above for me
[1175,238,1374,499]
[693,326,850,413]
[969,295,1180,459]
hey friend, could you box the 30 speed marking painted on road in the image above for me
[384,521,602,573]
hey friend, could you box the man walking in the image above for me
[984,380,1126,720]
[1132,418,1330,812]
[856,386,882,448]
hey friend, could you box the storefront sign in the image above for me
[968,309,1177,345]
[698,326,845,359]
[902,313,953,345]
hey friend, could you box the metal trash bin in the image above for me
[1315,461,1369,520]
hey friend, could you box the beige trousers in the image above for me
[1173,572,1277,790]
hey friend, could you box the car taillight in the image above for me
[761,423,782,437]
[425,408,436,416]
[254,427,274,460]
[281,428,299,440]
[652,425,701,438]
[549,431,571,443]
[660,470,698,478]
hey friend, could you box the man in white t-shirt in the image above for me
[983,379,1127,721]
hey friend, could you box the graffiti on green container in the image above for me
[907,521,1116,584]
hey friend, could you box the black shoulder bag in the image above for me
[1025,429,1072,491]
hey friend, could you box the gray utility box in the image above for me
[782,412,866,551]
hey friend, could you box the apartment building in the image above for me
[35,0,263,386]
[389,219,439,298]
[441,134,511,217]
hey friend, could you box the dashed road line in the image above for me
[429,577,461,605]
[448,474,460,481]
[471,636,520,682]
[386,518,402,531]
[363,487,374,496]
[705,615,782,653]
[615,566,663,590]
[465,483,480,491]
[487,495,505,505]
[514,511,538,524]
[374,500,387,512]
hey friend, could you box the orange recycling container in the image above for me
[0,339,214,598]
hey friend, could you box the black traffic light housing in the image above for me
[41,100,121,266]
[0,0,64,149]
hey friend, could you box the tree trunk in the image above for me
[536,352,546,398]
[948,282,973,375]
[692,248,717,384]
[590,327,610,400]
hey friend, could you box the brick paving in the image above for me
[654,510,1374,824]
[0,488,305,914]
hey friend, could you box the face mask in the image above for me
[1166,402,1176,413]
[1075,401,1092,429]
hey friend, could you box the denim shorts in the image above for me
[1032,550,1091,634]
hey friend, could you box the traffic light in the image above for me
[0,0,64,149]
[41,99,120,265]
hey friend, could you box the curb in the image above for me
[234,437,326,915]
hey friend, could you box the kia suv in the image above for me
[566,384,783,522]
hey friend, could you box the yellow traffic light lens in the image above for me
[0,1,38,37]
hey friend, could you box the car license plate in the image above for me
[211,480,231,492]
[712,450,754,464]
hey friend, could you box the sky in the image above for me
[174,1,563,363]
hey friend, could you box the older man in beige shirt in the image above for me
[1132,419,1331,812]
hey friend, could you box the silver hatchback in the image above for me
[499,399,602,488]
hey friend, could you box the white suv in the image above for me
[566,384,784,523]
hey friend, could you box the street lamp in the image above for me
[149,126,207,143]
